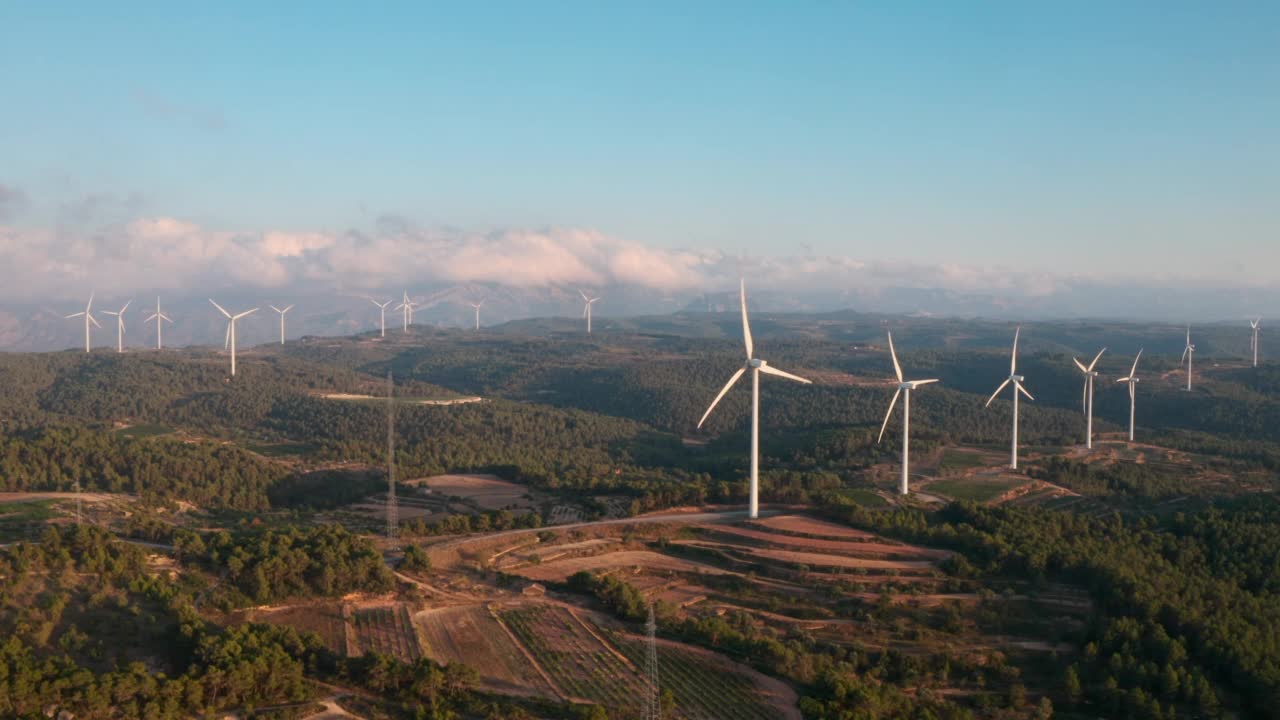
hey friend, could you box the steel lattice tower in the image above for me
[645,603,660,720]
[386,371,397,541]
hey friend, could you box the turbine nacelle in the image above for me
[748,358,765,368]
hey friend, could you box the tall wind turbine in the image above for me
[876,332,939,496]
[1072,347,1106,449]
[470,299,485,330]
[102,299,133,353]
[144,297,173,350]
[270,304,294,345]
[1116,350,1142,442]
[65,292,101,353]
[1250,318,1261,368]
[1181,326,1195,391]
[210,299,257,376]
[580,290,600,334]
[369,298,392,338]
[985,327,1034,469]
[396,291,416,332]
[697,279,812,518]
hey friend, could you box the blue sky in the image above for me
[1,2,1277,284]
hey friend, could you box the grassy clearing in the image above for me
[939,449,989,471]
[927,477,1027,503]
[244,441,318,457]
[115,423,174,438]
[834,487,888,507]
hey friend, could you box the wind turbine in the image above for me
[1116,350,1142,442]
[580,290,600,334]
[270,304,294,345]
[144,297,173,350]
[369,298,391,338]
[876,332,939,496]
[65,292,101,353]
[470,299,485,330]
[102,299,133,353]
[396,291,416,332]
[985,327,1034,469]
[697,279,812,519]
[1250,318,1261,368]
[1072,347,1106,449]
[1181,326,1195,391]
[209,299,257,376]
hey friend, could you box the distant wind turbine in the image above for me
[1181,326,1195,391]
[1250,318,1261,368]
[697,279,812,519]
[985,327,1034,469]
[369,298,392,338]
[1072,347,1106,449]
[876,332,939,496]
[270,304,294,345]
[580,290,600,334]
[65,292,101,353]
[470,299,485,330]
[102,299,133,353]
[144,297,173,350]
[210,299,257,376]
[1116,350,1143,442]
[396,291,416,332]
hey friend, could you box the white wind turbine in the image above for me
[1072,347,1106,449]
[270,304,294,345]
[396,291,416,332]
[1249,318,1261,368]
[210,299,257,376]
[580,290,600,334]
[697,279,812,519]
[876,332,939,496]
[65,292,101,353]
[369,298,392,338]
[985,327,1034,469]
[1181,326,1195,391]
[144,297,173,350]
[470,299,485,330]
[1116,350,1143,442]
[102,299,133,353]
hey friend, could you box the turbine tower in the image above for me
[1250,318,1261,368]
[102,299,133,353]
[209,299,257,376]
[1181,326,1195,391]
[985,327,1034,469]
[1072,347,1106,449]
[270,304,294,345]
[396,291,416,332]
[144,297,173,350]
[579,290,600,334]
[65,292,100,353]
[876,332,939,496]
[1116,350,1143,442]
[470,299,485,330]
[697,279,812,518]
[369,298,392,338]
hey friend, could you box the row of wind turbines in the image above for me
[696,281,1266,518]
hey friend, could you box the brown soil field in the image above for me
[414,604,556,697]
[0,491,122,504]
[349,603,422,662]
[747,514,883,541]
[418,474,532,510]
[702,524,951,560]
[737,545,937,572]
[248,603,347,654]
[512,550,734,582]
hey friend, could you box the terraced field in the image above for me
[415,604,555,697]
[349,604,421,661]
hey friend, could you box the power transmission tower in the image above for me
[386,371,397,542]
[645,603,660,720]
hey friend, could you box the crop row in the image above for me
[353,604,421,662]
[614,636,781,720]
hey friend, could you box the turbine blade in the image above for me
[1129,349,1142,378]
[209,299,231,318]
[224,323,231,350]
[1116,377,1130,383]
[579,289,589,302]
[877,388,902,444]
[86,291,94,310]
[66,312,84,319]
[740,278,754,359]
[913,378,940,385]
[759,364,812,384]
[160,314,172,323]
[697,367,746,429]
[1180,347,1190,363]
[1129,383,1135,401]
[270,305,281,313]
[1011,327,1020,374]
[1072,357,1087,373]
[985,378,1011,407]
[1082,378,1088,414]
[88,314,101,328]
[120,299,132,313]
[284,305,294,313]
[887,331,903,382]
[233,308,258,320]
[1087,347,1106,372]
[145,313,158,322]
[1016,382,1034,401]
